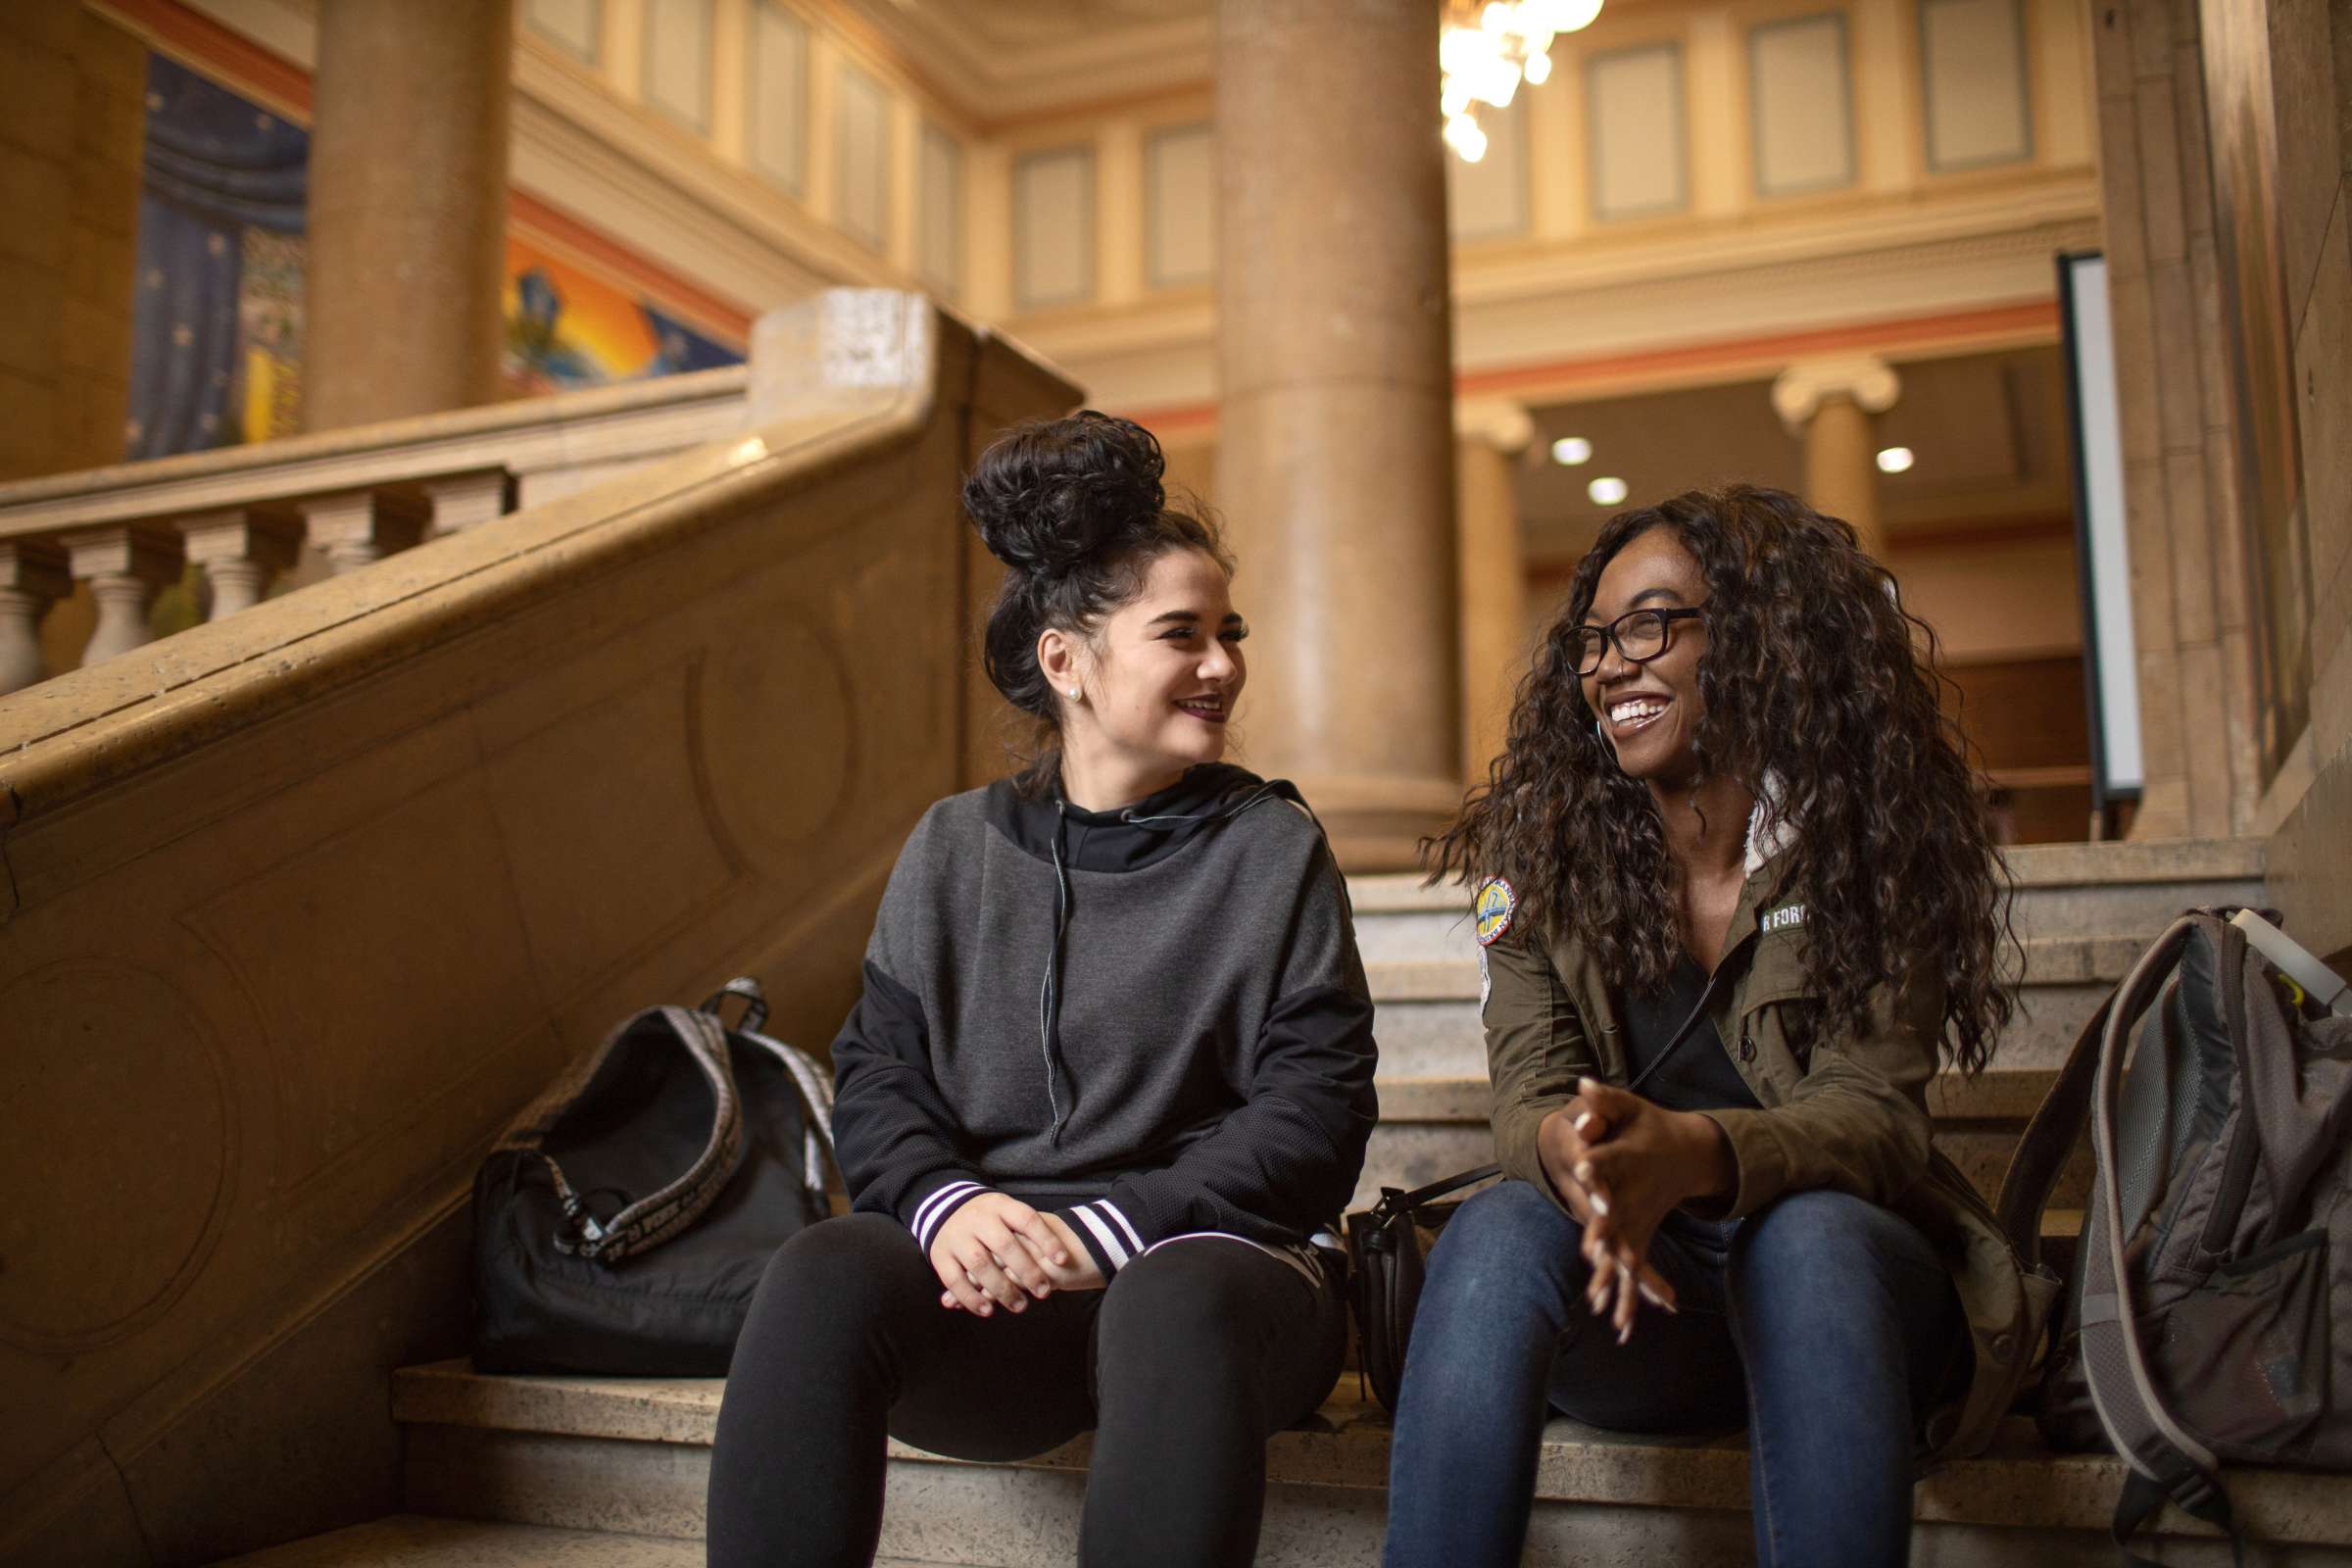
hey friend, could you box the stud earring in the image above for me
[1067,687,1081,700]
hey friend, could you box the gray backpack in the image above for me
[1999,907,2352,1565]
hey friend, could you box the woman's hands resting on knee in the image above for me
[929,1196,1107,1315]
[1537,1078,1736,1345]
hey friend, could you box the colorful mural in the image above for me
[128,56,743,456]
[502,237,743,394]
[127,53,308,459]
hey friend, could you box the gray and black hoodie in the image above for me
[829,762,1379,1281]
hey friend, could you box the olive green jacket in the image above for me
[1478,858,2054,1459]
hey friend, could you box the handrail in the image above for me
[0,292,1006,823]
[0,364,760,701]
[0,365,749,522]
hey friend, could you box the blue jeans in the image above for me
[1382,1179,1964,1568]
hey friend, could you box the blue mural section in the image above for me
[127,54,308,460]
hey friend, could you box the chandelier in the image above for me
[1441,0,1603,162]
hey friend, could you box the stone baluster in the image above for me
[179,509,301,618]
[63,526,181,666]
[421,469,511,536]
[300,489,425,573]
[0,542,71,695]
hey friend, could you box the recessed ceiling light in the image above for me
[1876,446,1915,474]
[1588,475,1629,506]
[1550,436,1592,466]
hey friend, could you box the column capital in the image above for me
[1453,397,1536,455]
[1770,354,1901,433]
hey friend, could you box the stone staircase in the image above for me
[221,836,2352,1566]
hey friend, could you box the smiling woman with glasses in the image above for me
[1386,485,2027,1568]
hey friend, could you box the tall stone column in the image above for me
[1456,399,1532,790]
[1771,355,1900,559]
[305,0,513,431]
[1215,0,1462,870]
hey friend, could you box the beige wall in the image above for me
[2,2,142,672]
[0,2,142,481]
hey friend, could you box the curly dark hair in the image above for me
[1426,484,2016,1075]
[964,410,1230,780]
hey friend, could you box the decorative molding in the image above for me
[827,0,1213,124]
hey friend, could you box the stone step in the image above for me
[390,1359,2352,1566]
[1347,836,2266,965]
[1366,933,2137,1080]
[1352,1069,2091,1213]
[216,1515,956,1566]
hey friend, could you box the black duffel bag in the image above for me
[471,977,836,1375]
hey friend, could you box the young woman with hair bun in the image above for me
[708,411,1378,1568]
[1384,486,2034,1568]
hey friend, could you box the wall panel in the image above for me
[1587,44,1689,219]
[1012,145,1095,309]
[1749,14,1856,195]
[1920,0,2033,170]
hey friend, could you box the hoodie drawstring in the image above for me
[1033,780,1294,1146]
[1038,799,1074,1143]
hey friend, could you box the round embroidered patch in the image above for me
[1475,877,1518,947]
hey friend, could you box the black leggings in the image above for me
[706,1211,1348,1567]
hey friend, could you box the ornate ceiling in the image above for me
[837,0,1217,122]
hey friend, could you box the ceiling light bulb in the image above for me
[1522,49,1552,84]
[1550,436,1592,466]
[1876,446,1915,474]
[1588,475,1629,506]
[1551,0,1604,30]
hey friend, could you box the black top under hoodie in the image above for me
[829,763,1380,1281]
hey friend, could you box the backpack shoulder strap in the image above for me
[2076,914,2244,1560]
[1993,987,2112,1269]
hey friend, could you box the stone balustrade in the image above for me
[0,363,755,694]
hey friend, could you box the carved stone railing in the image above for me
[0,290,1078,1564]
[0,364,755,694]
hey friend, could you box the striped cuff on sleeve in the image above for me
[907,1178,990,1252]
[1057,1199,1147,1278]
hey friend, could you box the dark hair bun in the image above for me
[963,410,1168,575]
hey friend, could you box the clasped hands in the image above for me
[1537,1076,1736,1347]
[927,1193,1106,1315]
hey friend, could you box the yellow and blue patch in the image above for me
[1475,877,1518,948]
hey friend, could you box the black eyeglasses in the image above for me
[1565,606,1707,675]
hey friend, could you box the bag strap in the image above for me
[1371,1163,1502,1221]
[2076,914,2245,1562]
[738,1028,841,1193]
[1364,931,1764,1229]
[704,974,843,1194]
[1623,929,1759,1099]
[546,1004,747,1264]
[1992,986,2114,1268]
[701,976,770,1035]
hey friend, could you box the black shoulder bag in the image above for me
[1345,931,1755,1413]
